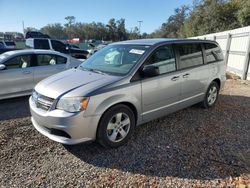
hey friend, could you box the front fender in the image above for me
[94,94,141,120]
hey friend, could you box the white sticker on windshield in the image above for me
[129,49,145,55]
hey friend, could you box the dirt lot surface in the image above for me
[0,79,250,187]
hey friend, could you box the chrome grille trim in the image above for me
[33,91,54,111]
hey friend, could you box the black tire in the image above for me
[97,104,135,148]
[201,81,219,108]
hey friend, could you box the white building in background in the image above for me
[190,26,250,80]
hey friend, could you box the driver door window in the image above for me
[144,45,176,75]
[4,55,31,69]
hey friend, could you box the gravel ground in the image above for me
[0,79,250,187]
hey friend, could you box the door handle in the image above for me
[22,70,31,74]
[183,73,190,78]
[171,76,179,81]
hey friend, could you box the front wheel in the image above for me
[97,104,135,148]
[201,81,219,108]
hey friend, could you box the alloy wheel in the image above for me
[106,112,131,143]
[207,86,218,106]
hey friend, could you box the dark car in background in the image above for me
[25,31,50,39]
[0,40,19,55]
[0,41,16,49]
[26,38,89,59]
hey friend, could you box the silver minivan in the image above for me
[29,39,226,148]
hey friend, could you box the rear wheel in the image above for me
[97,104,135,148]
[202,81,219,108]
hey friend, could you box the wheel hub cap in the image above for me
[106,112,131,143]
[207,86,217,105]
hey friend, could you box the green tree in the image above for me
[180,0,241,37]
[160,6,189,38]
[41,23,67,39]
[237,0,250,26]
[64,16,76,39]
[64,16,76,27]
[106,18,117,41]
[116,18,128,40]
[128,27,140,39]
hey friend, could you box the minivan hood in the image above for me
[35,68,120,99]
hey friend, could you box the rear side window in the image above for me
[4,55,31,69]
[36,54,67,66]
[34,39,50,49]
[204,43,224,63]
[177,43,203,69]
[56,55,67,64]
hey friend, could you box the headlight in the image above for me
[32,90,38,101]
[56,97,89,113]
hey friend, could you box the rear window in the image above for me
[204,43,224,63]
[34,39,50,49]
[177,43,203,69]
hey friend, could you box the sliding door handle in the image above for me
[183,73,190,78]
[171,76,179,81]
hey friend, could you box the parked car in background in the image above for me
[87,43,108,57]
[0,49,82,100]
[25,31,50,39]
[0,40,16,49]
[14,33,24,40]
[25,38,89,59]
[29,38,226,148]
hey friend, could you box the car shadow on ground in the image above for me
[0,96,30,121]
[65,94,250,180]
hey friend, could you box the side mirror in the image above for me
[142,65,159,77]
[0,64,6,70]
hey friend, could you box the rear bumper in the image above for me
[29,97,101,145]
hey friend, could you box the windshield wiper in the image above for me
[80,67,107,75]
[90,69,108,75]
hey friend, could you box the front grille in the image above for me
[33,91,54,111]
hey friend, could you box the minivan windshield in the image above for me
[79,44,150,76]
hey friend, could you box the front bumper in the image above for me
[29,97,101,145]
